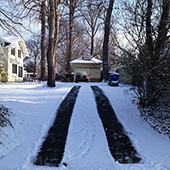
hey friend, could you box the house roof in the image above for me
[70,56,102,64]
[0,36,29,57]
[0,36,21,48]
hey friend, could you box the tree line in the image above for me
[1,0,115,86]
[0,0,170,109]
[114,0,170,108]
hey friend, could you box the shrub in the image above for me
[0,105,13,130]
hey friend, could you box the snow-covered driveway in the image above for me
[62,84,115,169]
[0,82,170,170]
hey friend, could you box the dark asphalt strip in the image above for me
[34,86,81,167]
[91,86,141,164]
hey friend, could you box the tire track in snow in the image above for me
[34,86,81,167]
[91,86,141,164]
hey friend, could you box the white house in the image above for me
[0,36,28,82]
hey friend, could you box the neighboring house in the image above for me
[70,55,102,82]
[115,65,132,84]
[23,69,38,82]
[0,36,28,82]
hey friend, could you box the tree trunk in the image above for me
[41,0,46,81]
[144,0,170,105]
[102,0,115,81]
[144,0,153,101]
[66,0,74,75]
[33,55,37,78]
[146,0,153,62]
[47,0,56,87]
[155,0,170,59]
[90,29,94,56]
[54,2,59,67]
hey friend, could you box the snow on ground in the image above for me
[0,82,170,170]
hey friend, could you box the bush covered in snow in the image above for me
[140,104,170,139]
[0,105,13,130]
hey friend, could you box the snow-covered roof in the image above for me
[0,36,21,48]
[0,36,29,56]
[70,56,102,64]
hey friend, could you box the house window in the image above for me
[18,49,21,58]
[11,48,15,56]
[12,64,17,74]
[18,66,23,77]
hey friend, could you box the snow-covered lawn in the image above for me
[0,82,170,170]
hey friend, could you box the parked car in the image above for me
[75,71,89,83]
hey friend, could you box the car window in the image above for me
[76,71,87,75]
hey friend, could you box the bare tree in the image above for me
[18,0,48,81]
[102,0,115,81]
[0,1,33,36]
[26,35,41,78]
[40,0,46,81]
[47,0,55,87]
[1,0,48,82]
[80,0,105,56]
[47,0,60,87]
[94,30,117,69]
[61,0,81,75]
[68,0,76,74]
[5,0,48,82]
[114,0,170,107]
[154,0,170,62]
[56,20,89,76]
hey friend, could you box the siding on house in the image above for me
[116,66,132,84]
[0,36,28,82]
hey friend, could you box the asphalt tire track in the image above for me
[34,86,81,167]
[91,86,141,164]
